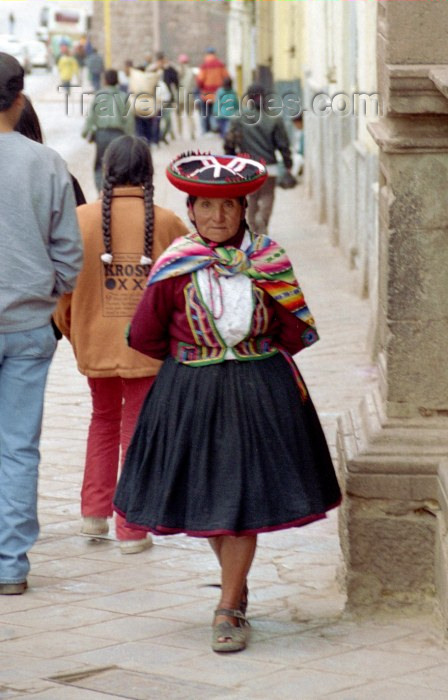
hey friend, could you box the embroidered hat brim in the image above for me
[166,153,268,198]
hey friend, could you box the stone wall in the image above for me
[338,0,448,622]
[159,1,229,68]
[90,0,229,71]
[90,1,153,69]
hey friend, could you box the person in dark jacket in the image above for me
[86,48,104,92]
[153,51,179,143]
[224,83,293,235]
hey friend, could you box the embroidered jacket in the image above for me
[128,234,318,366]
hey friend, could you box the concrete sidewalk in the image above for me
[1,96,448,698]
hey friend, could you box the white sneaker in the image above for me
[80,517,109,537]
[119,537,153,555]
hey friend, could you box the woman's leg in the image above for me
[209,535,257,637]
[208,536,222,561]
[115,376,154,541]
[82,377,122,518]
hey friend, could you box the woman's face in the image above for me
[189,197,244,243]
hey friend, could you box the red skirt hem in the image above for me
[113,498,341,538]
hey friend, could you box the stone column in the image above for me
[338,0,448,620]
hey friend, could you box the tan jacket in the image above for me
[54,187,188,378]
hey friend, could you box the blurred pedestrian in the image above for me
[153,51,178,143]
[196,47,229,134]
[213,77,239,139]
[73,41,86,84]
[8,13,15,35]
[142,53,152,70]
[0,53,82,595]
[84,36,94,58]
[129,65,162,147]
[290,113,305,177]
[54,136,189,553]
[57,44,79,95]
[224,83,293,235]
[86,47,104,92]
[118,59,133,93]
[176,53,196,140]
[82,68,135,192]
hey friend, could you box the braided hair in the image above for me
[101,135,155,265]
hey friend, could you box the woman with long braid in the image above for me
[54,135,188,553]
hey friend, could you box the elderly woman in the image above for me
[114,153,341,653]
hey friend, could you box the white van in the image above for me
[0,35,31,74]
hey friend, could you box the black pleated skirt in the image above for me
[114,353,341,536]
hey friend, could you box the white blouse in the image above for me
[197,231,253,359]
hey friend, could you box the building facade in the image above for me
[88,0,448,627]
[237,0,448,628]
[302,2,379,308]
[90,0,229,70]
[246,2,379,319]
[338,0,448,624]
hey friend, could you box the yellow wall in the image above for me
[254,0,306,84]
[272,0,306,82]
[253,0,377,150]
[255,1,273,72]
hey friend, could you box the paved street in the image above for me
[1,73,448,699]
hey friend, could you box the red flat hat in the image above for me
[166,152,268,198]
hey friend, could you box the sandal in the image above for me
[207,582,249,615]
[212,608,250,653]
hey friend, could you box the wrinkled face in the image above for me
[188,197,244,243]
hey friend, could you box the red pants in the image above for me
[81,376,154,540]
